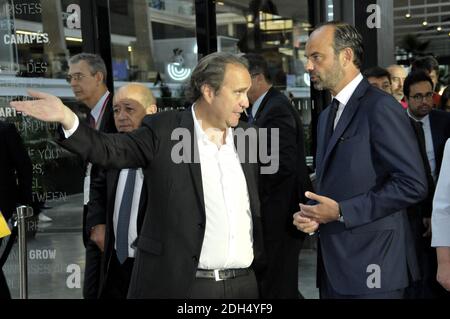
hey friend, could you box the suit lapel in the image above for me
[137,179,147,234]
[180,109,206,219]
[254,87,275,122]
[318,79,369,186]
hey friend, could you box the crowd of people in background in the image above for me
[2,20,450,300]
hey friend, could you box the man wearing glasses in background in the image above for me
[67,53,117,299]
[404,71,450,298]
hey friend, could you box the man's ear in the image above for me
[201,84,215,104]
[146,104,157,115]
[94,71,104,85]
[341,48,354,67]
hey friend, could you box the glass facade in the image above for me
[1,0,86,298]
[215,0,314,158]
[109,0,197,110]
[0,0,449,299]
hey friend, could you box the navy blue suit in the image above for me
[315,79,427,297]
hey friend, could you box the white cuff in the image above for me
[63,114,80,138]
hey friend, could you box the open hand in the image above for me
[10,90,76,129]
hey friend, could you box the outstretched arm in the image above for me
[11,90,156,170]
[10,90,77,129]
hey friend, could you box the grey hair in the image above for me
[185,52,249,103]
[69,53,108,84]
[315,21,364,69]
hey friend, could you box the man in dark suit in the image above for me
[403,71,450,298]
[88,83,157,298]
[11,52,266,299]
[0,121,33,299]
[243,53,312,298]
[67,53,117,299]
[293,21,427,299]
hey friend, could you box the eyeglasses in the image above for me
[65,73,89,83]
[409,92,433,103]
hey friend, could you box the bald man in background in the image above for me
[87,83,157,298]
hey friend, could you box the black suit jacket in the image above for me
[252,87,312,298]
[0,121,32,221]
[88,167,147,296]
[408,109,450,218]
[59,109,265,298]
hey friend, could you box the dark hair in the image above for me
[411,56,439,75]
[185,52,249,103]
[403,71,434,98]
[440,86,450,111]
[314,21,364,69]
[242,53,271,83]
[363,66,391,83]
[69,53,107,84]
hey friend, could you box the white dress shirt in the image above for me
[333,73,364,129]
[407,110,437,181]
[113,168,144,258]
[90,91,110,128]
[192,106,254,270]
[251,90,269,118]
[432,139,450,247]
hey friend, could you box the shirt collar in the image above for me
[407,108,430,125]
[90,91,110,123]
[333,73,364,106]
[251,90,269,117]
[191,105,234,146]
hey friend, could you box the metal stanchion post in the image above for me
[13,205,33,299]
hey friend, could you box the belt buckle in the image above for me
[214,269,223,281]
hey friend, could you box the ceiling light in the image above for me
[406,0,411,19]
[423,0,428,27]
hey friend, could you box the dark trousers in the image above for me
[259,236,303,298]
[83,240,103,299]
[189,268,259,299]
[405,238,450,299]
[82,205,102,299]
[100,251,134,299]
[406,213,449,298]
